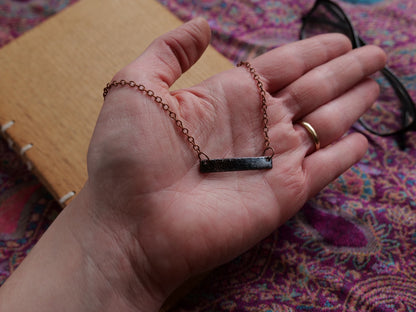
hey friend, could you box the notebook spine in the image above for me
[0,120,76,206]
[1,120,16,149]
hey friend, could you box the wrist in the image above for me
[0,182,164,312]
[71,182,167,311]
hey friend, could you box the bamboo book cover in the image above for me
[0,0,232,206]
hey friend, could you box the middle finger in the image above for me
[271,44,386,122]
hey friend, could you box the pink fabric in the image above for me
[1,0,416,310]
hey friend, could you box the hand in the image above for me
[85,17,386,308]
[0,18,386,312]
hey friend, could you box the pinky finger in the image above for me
[303,132,368,198]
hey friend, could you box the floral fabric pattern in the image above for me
[1,0,415,310]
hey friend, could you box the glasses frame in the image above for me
[300,0,416,148]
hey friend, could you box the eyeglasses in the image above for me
[300,0,416,149]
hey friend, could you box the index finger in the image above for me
[251,34,353,93]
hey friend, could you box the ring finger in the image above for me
[294,77,380,155]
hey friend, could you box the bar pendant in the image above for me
[200,156,272,173]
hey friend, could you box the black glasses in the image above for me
[300,0,416,149]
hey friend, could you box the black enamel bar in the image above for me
[200,156,272,173]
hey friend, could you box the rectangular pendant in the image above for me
[200,156,272,173]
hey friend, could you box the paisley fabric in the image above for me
[1,0,415,311]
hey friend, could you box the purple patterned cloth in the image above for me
[1,0,415,310]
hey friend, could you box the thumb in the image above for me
[116,17,212,89]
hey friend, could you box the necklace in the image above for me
[103,61,274,173]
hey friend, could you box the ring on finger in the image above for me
[297,121,320,152]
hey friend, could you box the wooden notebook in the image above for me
[0,0,232,206]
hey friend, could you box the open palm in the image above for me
[85,18,385,304]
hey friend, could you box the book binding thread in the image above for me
[1,120,76,206]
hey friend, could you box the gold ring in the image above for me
[297,121,320,151]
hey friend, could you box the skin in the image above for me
[0,18,386,312]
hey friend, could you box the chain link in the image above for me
[103,80,209,160]
[103,62,274,162]
[237,61,275,159]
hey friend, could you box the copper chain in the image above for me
[103,80,209,160]
[237,61,275,158]
[102,62,274,161]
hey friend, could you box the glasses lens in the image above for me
[302,2,416,137]
[302,2,355,40]
[359,71,415,135]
